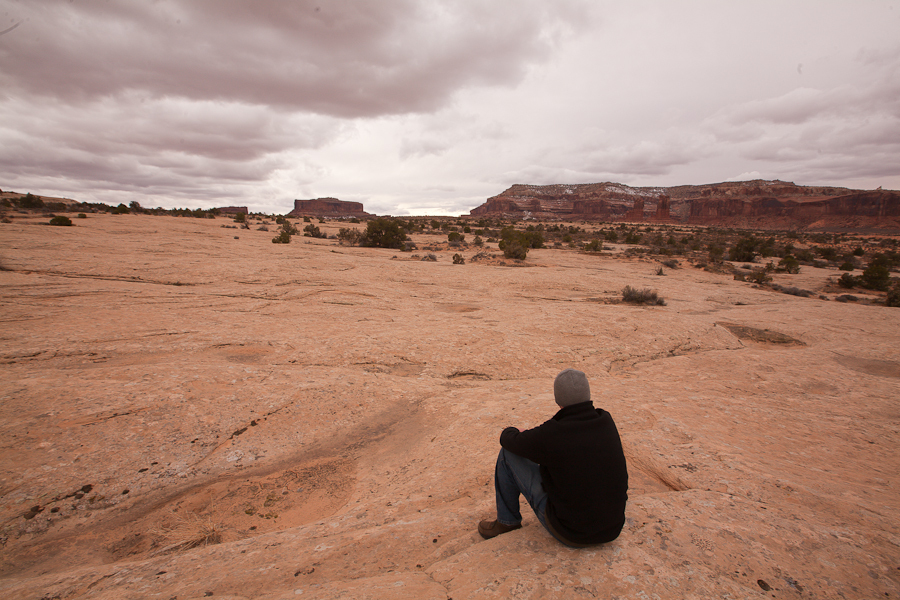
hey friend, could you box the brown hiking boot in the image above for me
[478,519,522,539]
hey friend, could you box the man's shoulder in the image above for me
[553,401,608,421]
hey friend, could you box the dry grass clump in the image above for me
[622,285,666,306]
[770,284,814,298]
[151,512,225,555]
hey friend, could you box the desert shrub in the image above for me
[498,227,542,259]
[516,227,544,249]
[662,259,679,269]
[303,224,326,238]
[303,216,311,223]
[452,253,465,265]
[361,218,408,249]
[15,193,44,209]
[838,261,855,271]
[728,236,759,262]
[622,285,665,306]
[793,248,815,263]
[733,271,746,282]
[111,203,129,214]
[836,294,858,303]
[708,244,725,262]
[76,213,87,219]
[655,266,665,276]
[49,215,73,226]
[271,230,291,244]
[837,273,857,288]
[257,225,269,231]
[623,231,642,244]
[447,231,465,243]
[583,239,603,252]
[421,253,437,262]
[500,240,528,260]
[272,219,296,243]
[473,235,483,247]
[747,269,772,284]
[815,246,838,261]
[886,284,900,308]
[337,228,363,245]
[758,237,777,258]
[860,257,891,291]
[778,255,800,274]
[852,246,865,256]
[604,230,619,242]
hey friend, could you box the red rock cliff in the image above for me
[469,180,899,230]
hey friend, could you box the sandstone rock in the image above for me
[469,180,900,230]
[217,206,249,215]
[623,196,645,222]
[651,194,674,223]
[0,213,898,599]
[287,198,372,219]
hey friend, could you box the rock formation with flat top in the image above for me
[217,206,248,215]
[469,180,900,230]
[287,198,372,218]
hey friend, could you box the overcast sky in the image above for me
[1,1,898,216]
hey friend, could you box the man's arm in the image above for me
[499,423,549,464]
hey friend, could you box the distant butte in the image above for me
[287,197,373,219]
[469,180,900,230]
[217,206,248,215]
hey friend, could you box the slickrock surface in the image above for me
[1,215,898,599]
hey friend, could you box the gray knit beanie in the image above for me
[554,368,591,407]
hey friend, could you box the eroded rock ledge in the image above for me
[470,180,900,230]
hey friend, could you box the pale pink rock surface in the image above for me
[0,214,897,598]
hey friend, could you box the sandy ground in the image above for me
[0,214,898,599]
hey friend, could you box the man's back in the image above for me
[499,401,628,545]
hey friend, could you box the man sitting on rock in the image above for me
[478,368,629,546]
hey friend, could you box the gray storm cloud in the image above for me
[0,0,581,116]
[0,0,897,213]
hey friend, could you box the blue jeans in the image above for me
[494,448,550,530]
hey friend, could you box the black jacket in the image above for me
[500,401,628,545]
